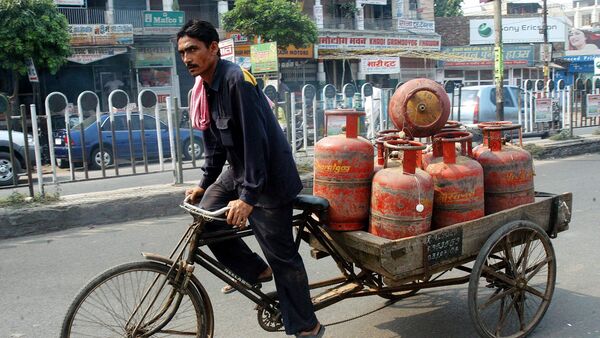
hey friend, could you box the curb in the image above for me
[525,136,600,159]
[0,184,189,239]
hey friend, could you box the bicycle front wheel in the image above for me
[61,261,213,338]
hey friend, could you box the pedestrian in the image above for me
[178,19,324,338]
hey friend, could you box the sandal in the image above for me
[295,324,325,338]
[221,274,273,294]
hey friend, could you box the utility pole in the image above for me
[494,0,504,120]
[542,0,549,84]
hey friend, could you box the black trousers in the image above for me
[199,170,317,335]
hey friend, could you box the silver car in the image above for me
[450,85,523,126]
[0,130,34,186]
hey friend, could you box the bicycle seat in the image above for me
[294,194,329,211]
[294,195,330,224]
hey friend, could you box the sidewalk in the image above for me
[1,133,598,240]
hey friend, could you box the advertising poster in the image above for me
[535,98,552,122]
[586,94,600,117]
[566,27,600,56]
[250,42,278,73]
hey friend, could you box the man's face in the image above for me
[177,36,219,78]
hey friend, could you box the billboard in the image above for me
[470,17,566,44]
[565,27,600,56]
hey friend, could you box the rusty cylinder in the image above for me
[422,130,474,170]
[370,140,434,240]
[426,132,485,229]
[374,129,403,173]
[314,109,374,231]
[388,78,451,138]
[472,123,534,215]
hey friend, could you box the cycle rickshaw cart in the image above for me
[61,189,572,338]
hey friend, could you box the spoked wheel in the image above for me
[61,261,214,338]
[468,221,556,338]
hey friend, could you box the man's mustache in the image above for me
[187,63,199,69]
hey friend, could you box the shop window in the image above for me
[138,68,172,87]
[445,70,463,78]
[465,71,478,81]
[480,70,493,80]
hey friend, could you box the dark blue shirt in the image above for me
[198,59,302,207]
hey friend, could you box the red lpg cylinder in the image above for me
[314,109,374,231]
[370,140,434,240]
[422,130,474,170]
[472,121,514,158]
[473,124,534,215]
[388,78,451,138]
[374,129,403,173]
[426,132,485,229]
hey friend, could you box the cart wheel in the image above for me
[468,221,556,338]
[379,275,431,300]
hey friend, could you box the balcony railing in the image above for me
[58,7,105,24]
[323,16,356,30]
[364,18,395,31]
[114,9,144,28]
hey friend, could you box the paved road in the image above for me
[1,153,599,337]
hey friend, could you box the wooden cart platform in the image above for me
[311,192,572,282]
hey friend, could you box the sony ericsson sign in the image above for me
[470,17,566,45]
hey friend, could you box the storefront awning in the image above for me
[317,48,488,62]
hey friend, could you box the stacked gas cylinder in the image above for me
[313,78,535,240]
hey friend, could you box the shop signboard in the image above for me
[586,94,600,117]
[135,46,173,67]
[470,17,565,45]
[562,55,596,73]
[219,38,235,63]
[397,19,435,33]
[69,47,128,64]
[250,42,278,73]
[595,57,600,76]
[357,0,387,4]
[441,45,534,68]
[360,56,400,74]
[143,11,185,34]
[534,98,552,122]
[227,33,313,59]
[69,24,133,46]
[54,0,84,5]
[318,35,441,51]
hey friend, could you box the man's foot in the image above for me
[295,323,325,338]
[221,267,273,294]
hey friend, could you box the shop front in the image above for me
[317,31,441,89]
[439,45,537,87]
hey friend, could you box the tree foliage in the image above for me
[434,0,463,17]
[0,0,71,80]
[222,0,318,49]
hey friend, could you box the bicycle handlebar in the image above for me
[181,196,230,220]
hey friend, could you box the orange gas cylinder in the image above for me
[472,121,514,158]
[422,131,474,170]
[426,132,485,229]
[314,109,374,231]
[370,140,434,240]
[388,78,451,138]
[473,124,534,214]
[374,129,403,173]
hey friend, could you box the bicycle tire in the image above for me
[61,261,214,338]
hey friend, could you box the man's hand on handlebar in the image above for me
[227,199,253,229]
[185,187,205,205]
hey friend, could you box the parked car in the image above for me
[0,130,35,186]
[50,114,81,131]
[451,85,523,126]
[53,112,204,170]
